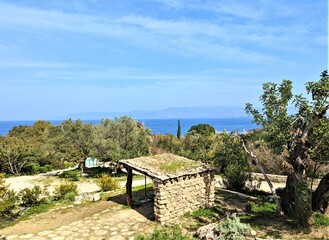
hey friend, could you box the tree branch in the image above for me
[240,138,282,214]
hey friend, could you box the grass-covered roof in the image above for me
[119,153,213,181]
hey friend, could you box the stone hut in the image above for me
[119,153,215,225]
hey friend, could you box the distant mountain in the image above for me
[59,106,248,120]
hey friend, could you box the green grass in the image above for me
[314,212,329,227]
[18,201,58,221]
[184,208,217,219]
[245,201,276,215]
[159,161,197,173]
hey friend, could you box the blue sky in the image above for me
[0,0,327,120]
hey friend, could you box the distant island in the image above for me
[58,106,248,120]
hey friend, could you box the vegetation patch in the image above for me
[314,213,329,227]
[135,225,196,240]
[245,201,277,215]
[97,174,120,191]
[216,214,253,240]
[59,170,81,181]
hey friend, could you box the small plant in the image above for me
[59,170,80,181]
[63,191,77,202]
[22,163,40,175]
[19,186,47,207]
[0,174,19,221]
[135,225,195,240]
[223,164,251,191]
[314,212,329,227]
[97,174,120,191]
[215,214,253,240]
[53,182,78,200]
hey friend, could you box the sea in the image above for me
[0,118,259,136]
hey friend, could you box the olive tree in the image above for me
[245,70,329,227]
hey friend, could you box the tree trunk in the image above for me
[312,173,329,213]
[279,173,312,227]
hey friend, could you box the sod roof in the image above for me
[119,153,214,181]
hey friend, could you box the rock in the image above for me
[195,223,218,240]
[251,230,257,236]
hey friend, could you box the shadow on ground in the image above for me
[109,187,155,221]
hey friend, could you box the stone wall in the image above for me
[153,171,215,224]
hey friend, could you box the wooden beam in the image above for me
[126,166,133,207]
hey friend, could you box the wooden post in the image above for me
[126,167,133,207]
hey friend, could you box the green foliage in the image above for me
[44,164,53,171]
[97,174,120,191]
[223,164,251,191]
[214,133,250,191]
[63,191,77,202]
[245,201,276,215]
[91,117,151,162]
[59,170,80,181]
[215,214,252,240]
[151,134,184,155]
[0,136,30,175]
[22,163,40,175]
[0,174,19,220]
[314,212,329,227]
[177,119,181,139]
[135,225,195,240]
[18,201,57,221]
[38,166,48,173]
[187,124,215,136]
[184,208,217,219]
[53,182,78,200]
[19,186,47,207]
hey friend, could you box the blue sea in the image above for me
[0,118,258,136]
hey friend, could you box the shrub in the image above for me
[223,164,251,191]
[19,186,47,207]
[38,166,48,173]
[135,225,195,240]
[59,170,80,181]
[53,182,78,200]
[0,174,19,220]
[22,163,40,175]
[44,164,53,172]
[63,191,77,202]
[215,214,253,240]
[97,174,120,191]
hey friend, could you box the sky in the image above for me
[0,0,327,120]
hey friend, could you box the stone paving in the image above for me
[2,205,156,240]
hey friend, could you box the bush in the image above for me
[53,182,78,200]
[223,164,251,191]
[22,163,40,175]
[38,166,48,173]
[0,174,19,220]
[44,164,53,172]
[63,191,77,202]
[215,214,253,240]
[135,225,195,240]
[97,174,120,191]
[19,186,47,207]
[59,170,80,181]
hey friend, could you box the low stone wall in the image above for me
[153,171,215,225]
